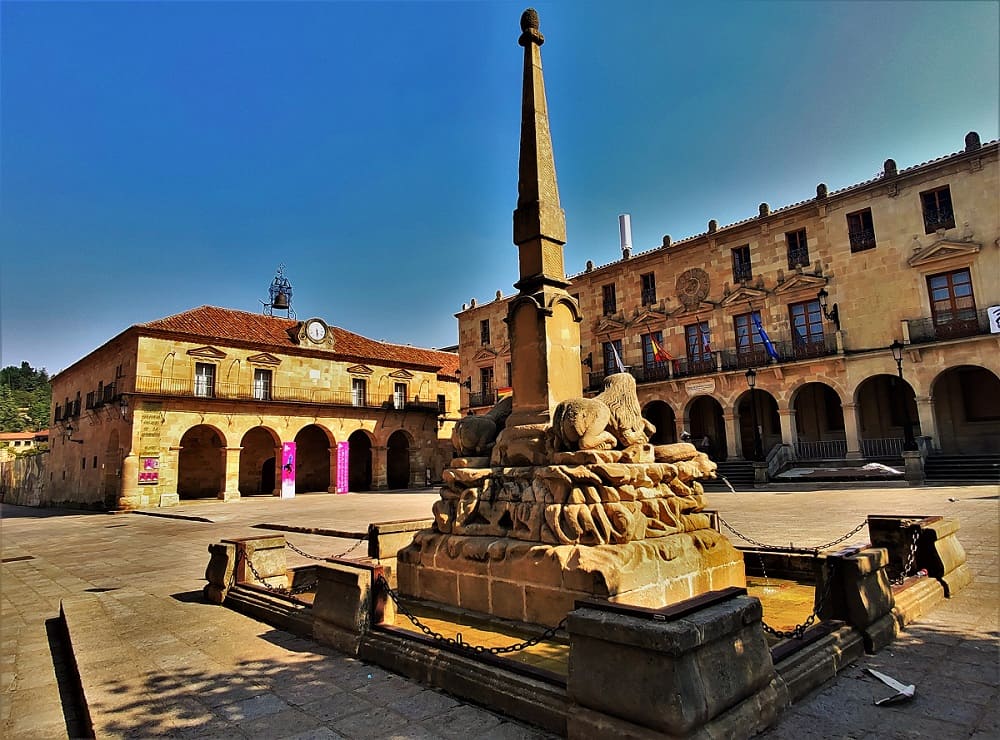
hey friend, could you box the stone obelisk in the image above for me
[501,8,583,465]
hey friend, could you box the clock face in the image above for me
[305,319,327,343]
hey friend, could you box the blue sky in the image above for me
[2,0,997,376]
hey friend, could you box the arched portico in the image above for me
[386,429,413,489]
[294,424,333,493]
[856,374,921,457]
[239,426,281,495]
[348,429,374,492]
[791,382,846,459]
[177,424,227,499]
[685,396,726,461]
[642,400,677,445]
[931,365,1000,453]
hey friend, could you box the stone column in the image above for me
[841,402,863,460]
[372,446,387,490]
[117,453,143,510]
[219,446,242,502]
[723,412,739,460]
[778,408,798,458]
[915,396,938,451]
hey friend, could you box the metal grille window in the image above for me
[253,369,272,401]
[194,363,216,398]
[602,283,617,315]
[685,322,712,362]
[351,378,367,407]
[921,186,955,234]
[641,273,657,306]
[928,268,976,331]
[732,245,752,284]
[602,339,624,373]
[789,300,825,348]
[786,229,809,269]
[394,382,407,410]
[734,312,765,354]
[847,208,876,252]
[480,319,491,346]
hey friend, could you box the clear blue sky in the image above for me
[2,0,997,376]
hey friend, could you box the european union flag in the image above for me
[751,311,780,361]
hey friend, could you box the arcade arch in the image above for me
[737,389,779,461]
[792,382,846,458]
[386,429,413,489]
[177,425,226,500]
[348,430,374,492]
[239,426,280,495]
[295,424,333,493]
[642,400,677,445]
[686,396,726,461]
[931,365,1000,453]
[855,374,920,456]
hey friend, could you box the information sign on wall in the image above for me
[280,442,296,498]
[336,441,349,494]
[138,456,159,485]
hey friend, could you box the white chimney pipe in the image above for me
[619,214,632,258]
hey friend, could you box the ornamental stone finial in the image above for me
[519,8,543,46]
[521,8,539,31]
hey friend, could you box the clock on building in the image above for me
[676,268,710,309]
[302,318,328,344]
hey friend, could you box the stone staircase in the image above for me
[923,454,1000,485]
[702,460,755,491]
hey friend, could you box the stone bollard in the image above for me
[312,561,394,656]
[223,535,288,590]
[815,547,896,653]
[367,519,434,589]
[566,591,788,739]
[203,542,236,604]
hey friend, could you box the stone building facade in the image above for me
[47,306,459,509]
[457,133,1000,464]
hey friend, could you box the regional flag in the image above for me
[751,311,780,361]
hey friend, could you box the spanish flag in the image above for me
[650,334,674,363]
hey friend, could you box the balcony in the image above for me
[468,390,497,408]
[849,228,876,252]
[922,205,955,233]
[906,308,989,344]
[133,376,443,412]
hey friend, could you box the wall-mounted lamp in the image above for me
[582,352,593,369]
[63,422,84,444]
[119,394,130,422]
[817,288,840,331]
[461,377,472,390]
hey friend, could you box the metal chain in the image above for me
[761,558,835,640]
[718,516,868,554]
[286,536,368,562]
[891,526,921,586]
[241,550,317,596]
[376,574,567,656]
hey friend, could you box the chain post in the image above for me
[891,525,921,586]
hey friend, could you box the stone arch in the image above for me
[930,365,1000,453]
[855,374,920,455]
[791,382,846,458]
[239,426,281,495]
[684,395,727,461]
[177,424,226,500]
[642,400,677,445]
[736,388,779,461]
[348,429,375,492]
[386,429,414,489]
[294,424,334,493]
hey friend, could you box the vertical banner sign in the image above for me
[336,441,349,494]
[988,305,1000,334]
[281,442,296,498]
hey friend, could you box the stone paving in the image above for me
[1,483,996,739]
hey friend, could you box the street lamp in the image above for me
[817,288,841,331]
[889,340,918,452]
[745,368,763,461]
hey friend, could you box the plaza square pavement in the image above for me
[2,483,997,739]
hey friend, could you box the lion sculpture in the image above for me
[451,395,513,457]
[551,372,656,452]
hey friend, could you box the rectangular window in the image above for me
[92,456,98,468]
[641,331,666,367]
[789,300,825,353]
[54,404,63,422]
[731,245,752,284]
[194,363,216,398]
[734,312,765,355]
[786,229,809,270]
[351,378,367,407]
[253,368,272,401]
[479,366,494,395]
[480,319,491,346]
[640,273,657,306]
[437,394,446,414]
[394,382,407,410]
[602,339,624,373]
[927,268,977,338]
[847,208,876,252]
[602,283,617,315]
[685,323,712,364]
[85,391,96,410]
[921,186,955,233]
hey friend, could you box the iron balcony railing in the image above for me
[905,308,989,344]
[860,437,905,458]
[794,439,847,460]
[133,376,443,412]
[849,228,876,252]
[468,390,497,408]
[922,205,955,232]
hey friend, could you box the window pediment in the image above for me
[772,273,827,296]
[907,237,981,270]
[630,306,667,327]
[346,364,374,375]
[246,352,281,366]
[720,286,769,308]
[186,346,227,359]
[472,348,498,362]
[388,369,414,379]
[594,315,627,334]
[667,300,716,319]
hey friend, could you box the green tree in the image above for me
[0,385,26,432]
[0,362,51,431]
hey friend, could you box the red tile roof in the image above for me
[139,306,459,377]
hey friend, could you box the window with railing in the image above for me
[394,382,407,410]
[602,283,617,315]
[789,300,825,355]
[641,331,665,368]
[685,322,712,367]
[847,208,876,252]
[640,272,657,306]
[920,186,955,234]
[927,268,977,338]
[54,404,63,422]
[351,378,367,407]
[194,363,216,398]
[602,339,624,374]
[253,369,272,401]
[480,319,490,346]
[85,392,96,410]
[786,229,809,270]
[479,366,494,396]
[731,245,752,284]
[734,312,766,356]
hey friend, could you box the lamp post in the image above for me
[889,340,918,452]
[745,368,763,461]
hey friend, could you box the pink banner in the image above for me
[336,441,349,494]
[281,442,296,498]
